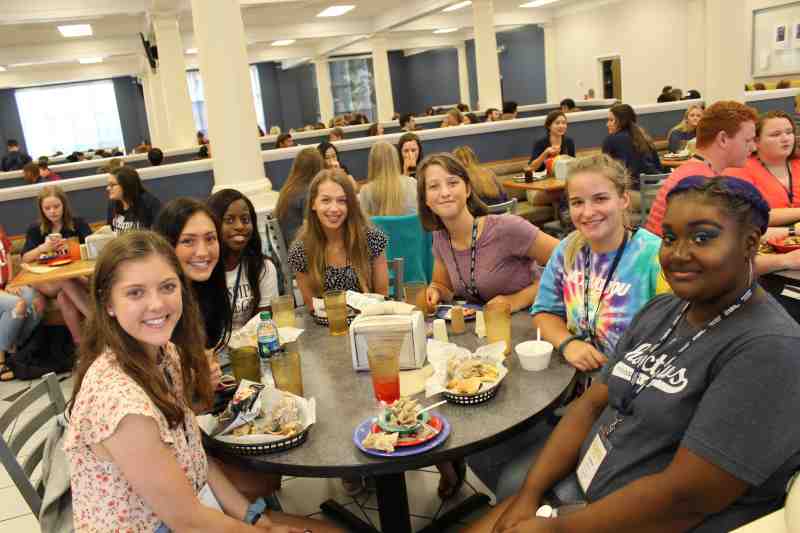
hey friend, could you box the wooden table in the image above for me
[206,309,575,533]
[660,157,689,169]
[7,260,95,288]
[503,178,565,216]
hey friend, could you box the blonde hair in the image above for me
[297,170,374,295]
[452,146,501,201]
[669,103,704,137]
[563,154,631,267]
[365,141,405,216]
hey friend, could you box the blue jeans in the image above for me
[0,287,41,352]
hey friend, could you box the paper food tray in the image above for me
[197,387,316,445]
[424,340,508,397]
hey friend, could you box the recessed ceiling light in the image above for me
[433,28,459,34]
[79,57,103,64]
[443,1,471,12]
[272,39,296,46]
[58,24,93,37]
[520,0,559,7]
[0,66,6,72]
[185,48,198,54]
[317,5,355,17]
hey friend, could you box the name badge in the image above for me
[576,433,608,493]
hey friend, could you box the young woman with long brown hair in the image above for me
[21,185,92,344]
[358,140,418,216]
[602,103,663,185]
[288,170,389,311]
[274,147,325,246]
[65,231,336,532]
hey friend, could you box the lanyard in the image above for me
[604,283,755,438]
[691,153,715,172]
[447,218,482,303]
[580,230,632,344]
[757,157,794,205]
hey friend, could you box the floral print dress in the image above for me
[64,343,208,532]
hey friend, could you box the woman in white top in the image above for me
[358,141,418,216]
[208,189,279,330]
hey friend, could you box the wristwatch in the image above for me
[244,498,267,525]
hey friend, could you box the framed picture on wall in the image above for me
[775,23,790,49]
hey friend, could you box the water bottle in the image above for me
[257,311,280,384]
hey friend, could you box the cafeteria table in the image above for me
[7,259,95,289]
[762,268,800,323]
[503,178,565,217]
[204,309,575,533]
[660,156,689,169]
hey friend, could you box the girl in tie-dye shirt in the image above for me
[531,154,668,372]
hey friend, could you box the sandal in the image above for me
[438,459,467,500]
[0,364,14,382]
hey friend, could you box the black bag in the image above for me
[7,325,76,380]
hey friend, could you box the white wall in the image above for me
[551,0,691,105]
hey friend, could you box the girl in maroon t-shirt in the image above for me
[0,224,44,380]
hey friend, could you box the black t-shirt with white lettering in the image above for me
[580,290,800,531]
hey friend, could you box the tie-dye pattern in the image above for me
[531,228,667,356]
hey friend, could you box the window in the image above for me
[15,80,125,158]
[329,57,376,122]
[186,66,266,134]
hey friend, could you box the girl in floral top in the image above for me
[65,231,334,532]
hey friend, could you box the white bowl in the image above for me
[516,340,553,371]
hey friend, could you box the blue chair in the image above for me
[370,214,433,286]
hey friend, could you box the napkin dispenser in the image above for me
[85,228,117,259]
[349,311,427,371]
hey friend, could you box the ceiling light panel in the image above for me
[520,0,559,7]
[272,39,296,46]
[0,66,6,72]
[185,48,198,54]
[317,5,355,17]
[79,57,103,64]
[58,24,93,37]
[443,1,471,12]
[433,28,459,34]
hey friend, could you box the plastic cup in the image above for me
[323,290,348,336]
[516,340,553,371]
[270,342,303,397]
[404,282,427,308]
[229,346,261,383]
[485,301,512,355]
[271,294,296,328]
[433,319,449,343]
[366,331,403,405]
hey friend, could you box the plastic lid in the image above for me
[260,311,272,320]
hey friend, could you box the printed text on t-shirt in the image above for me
[612,342,689,394]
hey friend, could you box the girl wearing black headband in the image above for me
[468,177,800,533]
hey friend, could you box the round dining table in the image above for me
[204,308,576,533]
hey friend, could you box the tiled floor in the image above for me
[0,374,498,532]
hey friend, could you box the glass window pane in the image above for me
[186,68,266,135]
[15,80,125,158]
[329,57,376,122]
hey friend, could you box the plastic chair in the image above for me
[264,215,294,297]
[370,214,432,284]
[486,197,518,215]
[640,173,669,221]
[387,258,404,301]
[0,372,67,516]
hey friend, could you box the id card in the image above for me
[576,434,608,493]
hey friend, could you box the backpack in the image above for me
[7,325,75,380]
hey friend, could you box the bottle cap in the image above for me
[260,311,272,320]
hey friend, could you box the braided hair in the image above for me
[666,176,770,236]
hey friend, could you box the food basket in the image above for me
[768,236,800,254]
[425,340,508,406]
[198,386,315,456]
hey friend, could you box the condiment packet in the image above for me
[211,380,265,436]
[424,340,508,397]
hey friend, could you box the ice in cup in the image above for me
[485,301,512,355]
[366,331,403,405]
[270,342,303,397]
[229,346,261,383]
[323,290,348,336]
[271,294,296,328]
